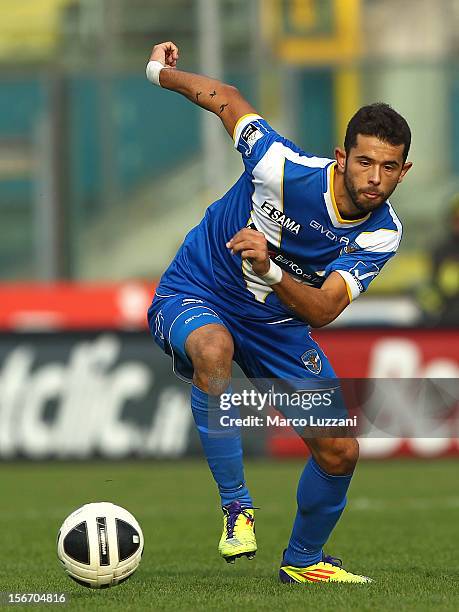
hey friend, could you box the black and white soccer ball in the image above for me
[57,502,144,589]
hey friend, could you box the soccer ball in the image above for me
[57,502,144,589]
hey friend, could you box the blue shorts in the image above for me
[147,291,351,424]
[148,290,337,384]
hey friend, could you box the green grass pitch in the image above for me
[1,460,458,611]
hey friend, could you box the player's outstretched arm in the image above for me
[147,42,257,138]
[227,228,350,327]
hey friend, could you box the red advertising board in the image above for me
[0,282,154,331]
[0,283,458,459]
[315,328,459,379]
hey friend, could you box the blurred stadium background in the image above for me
[1,3,459,607]
[0,0,458,462]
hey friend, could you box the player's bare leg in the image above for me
[185,324,233,395]
[185,325,257,563]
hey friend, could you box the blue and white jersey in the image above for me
[157,114,402,321]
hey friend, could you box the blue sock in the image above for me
[191,384,253,507]
[284,456,353,567]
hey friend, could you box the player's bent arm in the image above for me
[272,272,350,328]
[148,42,257,138]
[227,228,350,327]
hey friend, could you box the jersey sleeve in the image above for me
[324,227,402,301]
[232,114,283,172]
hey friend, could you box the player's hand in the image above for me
[226,228,270,276]
[149,41,179,68]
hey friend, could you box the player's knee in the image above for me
[186,326,234,393]
[315,438,359,475]
[189,330,234,371]
[193,356,232,394]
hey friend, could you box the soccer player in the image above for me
[146,41,412,583]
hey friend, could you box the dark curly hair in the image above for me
[344,103,411,163]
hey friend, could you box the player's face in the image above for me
[338,135,412,214]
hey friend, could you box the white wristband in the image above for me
[260,260,283,286]
[146,60,168,86]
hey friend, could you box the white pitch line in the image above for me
[350,497,459,511]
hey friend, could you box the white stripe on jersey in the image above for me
[355,202,402,252]
[281,144,332,169]
[355,228,400,253]
[266,317,293,324]
[241,258,272,303]
[387,202,403,248]
[246,140,332,302]
[251,142,285,247]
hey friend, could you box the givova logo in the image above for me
[309,220,349,245]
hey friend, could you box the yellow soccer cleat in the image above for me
[218,501,257,563]
[279,552,372,584]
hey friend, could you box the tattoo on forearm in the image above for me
[196,91,202,101]
[219,103,228,114]
[209,90,217,98]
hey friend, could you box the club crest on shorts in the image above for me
[301,349,322,374]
